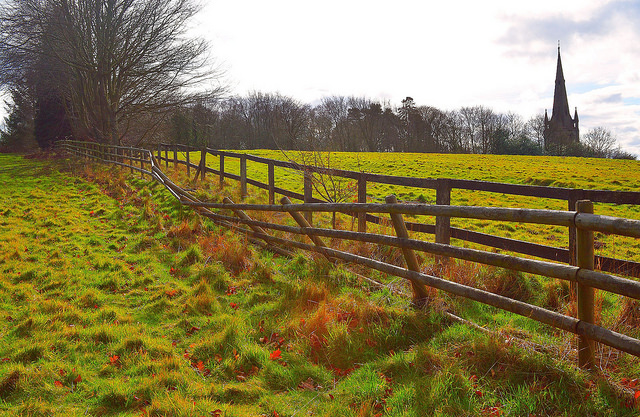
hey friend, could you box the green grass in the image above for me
[0,153,639,416]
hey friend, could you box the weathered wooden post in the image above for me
[219,153,225,187]
[568,189,584,294]
[435,178,452,267]
[576,199,595,369]
[185,145,190,177]
[129,148,134,174]
[139,149,144,179]
[268,162,275,205]
[303,170,313,224]
[164,145,169,168]
[157,144,161,165]
[386,194,430,308]
[200,148,206,181]
[240,154,247,199]
[173,144,178,168]
[281,196,331,260]
[358,173,367,233]
[224,197,277,247]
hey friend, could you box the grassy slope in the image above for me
[0,154,639,416]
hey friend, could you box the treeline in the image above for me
[169,92,635,159]
[169,93,545,155]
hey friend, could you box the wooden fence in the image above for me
[154,142,640,278]
[58,140,640,369]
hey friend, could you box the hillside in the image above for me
[0,154,639,416]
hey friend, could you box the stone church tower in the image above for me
[544,46,579,150]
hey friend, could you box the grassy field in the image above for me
[183,150,640,263]
[1,153,640,416]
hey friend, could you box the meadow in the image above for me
[0,153,639,416]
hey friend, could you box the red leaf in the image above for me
[54,380,64,388]
[74,374,82,383]
[109,355,120,364]
[229,302,239,310]
[270,349,281,360]
[475,390,483,397]
[635,390,640,400]
[196,361,205,372]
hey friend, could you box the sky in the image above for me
[193,0,640,155]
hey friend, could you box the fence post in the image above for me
[173,144,178,168]
[435,178,452,267]
[139,150,144,179]
[165,145,169,168]
[568,189,584,293]
[358,174,367,233]
[576,199,595,369]
[240,154,248,199]
[281,196,331,259]
[200,148,206,181]
[268,162,275,205]
[304,170,313,224]
[185,145,190,177]
[385,195,430,308]
[224,197,277,246]
[157,144,161,165]
[129,148,134,174]
[219,153,224,187]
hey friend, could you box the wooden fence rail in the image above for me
[57,140,640,368]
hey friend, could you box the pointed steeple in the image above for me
[551,44,571,124]
[543,43,579,151]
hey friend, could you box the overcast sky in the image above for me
[195,0,640,155]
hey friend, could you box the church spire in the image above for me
[552,44,571,123]
[543,43,579,151]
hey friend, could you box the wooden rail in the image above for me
[58,140,640,368]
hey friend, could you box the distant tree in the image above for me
[524,114,546,149]
[438,110,462,153]
[609,146,637,160]
[583,126,616,158]
[0,87,37,152]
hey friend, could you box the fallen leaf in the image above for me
[54,380,64,388]
[270,349,281,360]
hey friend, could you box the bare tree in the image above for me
[583,126,617,158]
[525,114,546,149]
[0,0,224,145]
